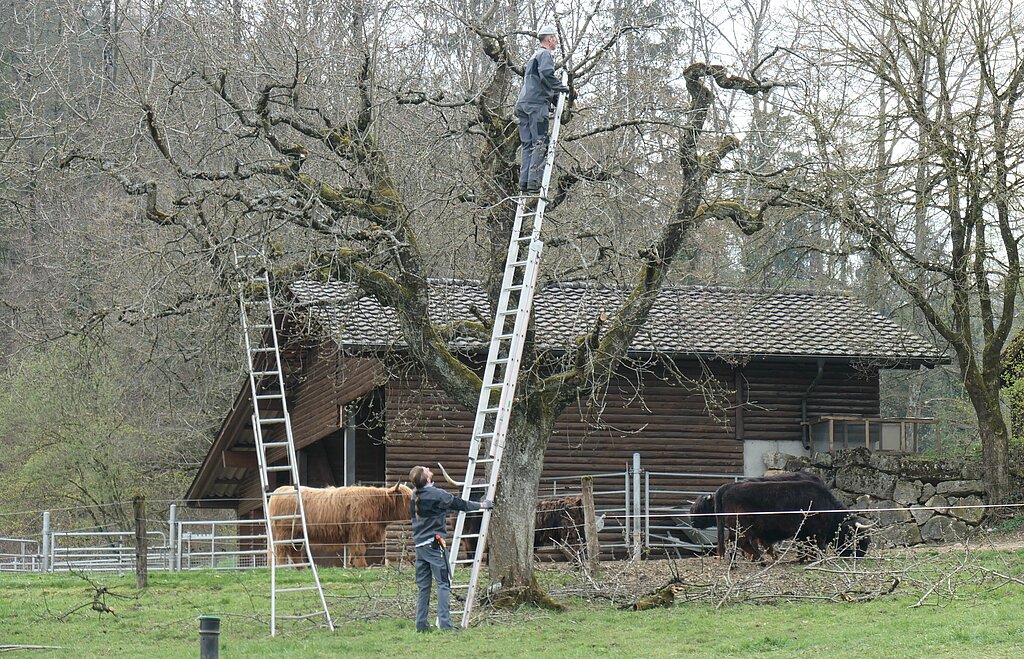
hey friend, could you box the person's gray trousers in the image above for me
[415,544,453,630]
[517,103,551,191]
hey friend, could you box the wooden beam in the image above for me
[222,449,258,470]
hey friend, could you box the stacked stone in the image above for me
[764,448,986,548]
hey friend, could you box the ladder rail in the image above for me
[236,258,334,636]
[448,74,570,628]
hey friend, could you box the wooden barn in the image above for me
[185,280,946,563]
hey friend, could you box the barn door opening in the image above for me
[307,388,386,487]
[349,387,387,486]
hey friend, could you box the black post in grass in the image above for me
[199,616,220,658]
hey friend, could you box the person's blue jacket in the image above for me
[517,46,569,107]
[410,483,481,546]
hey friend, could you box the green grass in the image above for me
[3,553,1024,658]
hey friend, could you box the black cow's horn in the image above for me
[437,463,464,487]
[854,520,875,530]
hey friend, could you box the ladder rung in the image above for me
[270,514,302,521]
[255,393,284,400]
[262,441,289,448]
[266,465,293,472]
[267,487,300,496]
[251,347,277,353]
[259,417,287,424]
[252,323,273,329]
[470,457,496,464]
[457,533,482,539]
[276,562,312,569]
[252,370,280,376]
[454,558,476,565]
[272,537,306,544]
[275,611,327,620]
[276,586,320,594]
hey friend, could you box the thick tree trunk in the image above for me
[487,398,557,593]
[964,379,1012,504]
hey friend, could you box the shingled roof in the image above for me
[287,280,946,366]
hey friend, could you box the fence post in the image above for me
[134,494,148,588]
[581,476,600,575]
[41,511,51,573]
[644,470,650,551]
[168,504,178,572]
[623,466,631,548]
[631,452,642,560]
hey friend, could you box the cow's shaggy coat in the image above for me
[268,483,412,567]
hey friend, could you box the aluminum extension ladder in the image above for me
[447,76,570,628]
[235,254,334,636]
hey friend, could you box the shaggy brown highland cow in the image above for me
[268,483,412,567]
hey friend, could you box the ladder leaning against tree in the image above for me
[446,73,570,629]
[234,249,334,636]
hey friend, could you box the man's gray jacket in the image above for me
[517,46,568,107]
[410,483,481,546]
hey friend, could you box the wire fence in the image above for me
[1,453,1019,573]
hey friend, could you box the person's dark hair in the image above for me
[409,465,430,489]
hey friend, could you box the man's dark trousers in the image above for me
[517,103,550,191]
[415,544,453,631]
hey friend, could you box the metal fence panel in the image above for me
[0,537,40,572]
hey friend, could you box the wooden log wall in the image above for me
[290,349,383,451]
[741,360,880,441]
[381,360,747,563]
[237,348,386,516]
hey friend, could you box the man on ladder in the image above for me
[517,23,571,195]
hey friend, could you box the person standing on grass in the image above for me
[516,23,571,194]
[409,465,493,632]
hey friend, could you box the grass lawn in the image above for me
[3,548,1024,657]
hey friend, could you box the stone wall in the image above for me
[764,448,987,547]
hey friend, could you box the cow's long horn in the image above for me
[854,521,875,530]
[437,463,464,487]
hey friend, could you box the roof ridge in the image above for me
[293,277,856,298]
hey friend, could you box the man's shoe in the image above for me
[526,185,541,194]
[416,626,435,633]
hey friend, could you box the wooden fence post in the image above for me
[133,494,148,589]
[581,476,600,575]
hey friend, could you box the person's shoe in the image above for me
[526,184,541,194]
[416,626,435,633]
[439,626,462,632]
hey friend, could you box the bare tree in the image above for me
[788,0,1022,502]
[19,0,784,596]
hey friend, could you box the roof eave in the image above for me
[324,339,948,368]
[184,381,251,506]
